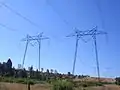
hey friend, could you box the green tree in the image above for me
[7,58,12,69]
[52,80,73,90]
[115,77,120,85]
[50,69,53,73]
[28,66,33,78]
[35,69,39,79]
[67,72,71,76]
[41,68,44,72]
[17,69,27,78]
[54,70,58,74]
[46,69,49,74]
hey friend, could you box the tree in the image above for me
[41,68,44,72]
[7,58,12,69]
[115,77,120,85]
[46,69,49,74]
[17,69,27,78]
[11,67,16,77]
[18,64,22,69]
[54,70,58,74]
[0,63,3,75]
[50,69,53,73]
[35,69,39,79]
[46,69,50,80]
[2,58,13,77]
[28,66,33,78]
[3,62,8,76]
[67,72,71,76]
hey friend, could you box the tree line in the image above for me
[0,58,90,81]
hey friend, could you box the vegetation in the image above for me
[0,58,89,83]
[73,80,103,88]
[52,79,74,90]
[115,77,120,85]
[0,58,117,90]
[0,77,35,85]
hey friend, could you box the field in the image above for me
[0,82,51,90]
[74,77,115,83]
[0,76,118,90]
[0,82,120,90]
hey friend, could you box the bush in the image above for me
[52,79,74,90]
[96,82,103,86]
[15,78,35,85]
[15,78,25,83]
[0,77,35,85]
[1,77,14,83]
[28,80,35,85]
[115,77,120,85]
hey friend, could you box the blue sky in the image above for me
[0,0,120,78]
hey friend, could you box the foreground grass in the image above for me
[0,82,51,90]
[0,82,119,90]
[0,77,118,90]
[0,77,48,85]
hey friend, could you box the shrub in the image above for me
[28,80,35,85]
[1,77,14,83]
[52,79,74,90]
[115,77,120,85]
[14,78,26,84]
[14,78,35,85]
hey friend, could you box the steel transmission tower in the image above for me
[67,28,89,75]
[86,26,107,82]
[21,33,49,71]
[67,26,107,82]
[34,33,49,71]
[21,34,33,68]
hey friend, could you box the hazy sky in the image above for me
[0,0,120,78]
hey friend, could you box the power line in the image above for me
[46,0,74,30]
[0,22,17,31]
[0,2,42,30]
[94,0,105,30]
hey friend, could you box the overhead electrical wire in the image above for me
[0,2,17,31]
[95,0,109,43]
[0,22,17,31]
[95,0,105,30]
[46,0,92,43]
[0,2,42,30]
[46,0,74,30]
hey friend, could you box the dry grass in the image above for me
[74,77,115,83]
[0,82,120,90]
[85,85,120,90]
[0,82,51,90]
[31,84,51,90]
